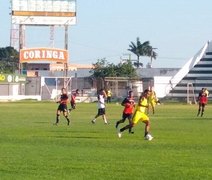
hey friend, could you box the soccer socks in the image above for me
[144,131,149,137]
[197,109,200,116]
[55,115,70,125]
[65,116,70,125]
[103,115,108,124]
[201,109,204,117]
[104,119,108,124]
[56,114,60,124]
[115,122,119,128]
[116,119,125,128]
[120,124,131,132]
[129,127,134,134]
[197,108,204,117]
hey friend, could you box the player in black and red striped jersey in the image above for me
[197,88,208,117]
[116,90,135,133]
[69,89,79,111]
[54,88,70,126]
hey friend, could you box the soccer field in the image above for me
[0,102,212,180]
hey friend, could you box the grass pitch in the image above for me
[0,102,212,180]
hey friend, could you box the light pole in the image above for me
[121,53,142,68]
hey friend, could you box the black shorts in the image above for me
[57,104,68,112]
[97,108,105,116]
[71,102,76,109]
[122,113,133,120]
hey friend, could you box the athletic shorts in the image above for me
[132,110,149,124]
[57,104,68,112]
[97,108,105,116]
[122,113,133,120]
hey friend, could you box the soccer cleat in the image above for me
[117,130,122,138]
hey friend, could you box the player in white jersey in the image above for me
[91,89,108,124]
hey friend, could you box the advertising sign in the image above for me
[20,48,68,63]
[11,0,76,25]
[0,74,26,83]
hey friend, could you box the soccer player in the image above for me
[115,90,135,133]
[118,89,153,141]
[54,88,70,125]
[91,89,108,124]
[69,89,79,111]
[147,87,160,114]
[204,88,209,97]
[197,88,208,117]
[106,89,112,103]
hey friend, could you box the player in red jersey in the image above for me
[116,90,135,133]
[197,88,208,117]
[69,89,79,111]
[54,88,70,125]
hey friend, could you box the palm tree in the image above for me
[128,37,157,68]
[128,37,142,68]
[147,47,157,68]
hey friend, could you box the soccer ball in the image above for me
[145,134,153,141]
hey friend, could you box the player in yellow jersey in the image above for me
[147,88,158,114]
[204,88,209,97]
[117,89,153,140]
[106,89,112,103]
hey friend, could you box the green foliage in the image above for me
[90,58,137,78]
[128,37,157,68]
[0,102,212,179]
[117,60,137,77]
[0,46,19,59]
[0,46,19,73]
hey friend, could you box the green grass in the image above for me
[0,102,212,180]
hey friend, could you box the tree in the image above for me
[128,37,157,68]
[128,37,143,68]
[90,58,137,89]
[116,60,137,78]
[147,47,157,68]
[0,46,19,73]
[90,58,136,78]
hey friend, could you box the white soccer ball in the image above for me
[145,134,153,141]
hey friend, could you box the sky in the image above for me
[0,0,212,68]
